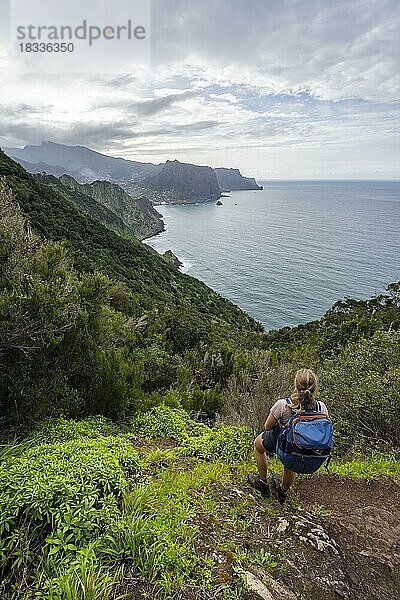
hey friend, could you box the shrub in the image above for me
[320,330,400,450]
[0,436,140,596]
[182,425,253,462]
[223,354,292,432]
[187,385,224,417]
[131,405,207,442]
[28,415,121,445]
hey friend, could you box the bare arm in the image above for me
[264,412,278,431]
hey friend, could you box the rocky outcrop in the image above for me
[214,167,263,191]
[140,159,222,203]
[59,175,164,240]
[162,250,183,271]
[5,143,263,204]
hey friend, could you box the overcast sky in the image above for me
[0,0,399,178]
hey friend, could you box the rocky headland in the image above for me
[131,159,222,204]
[215,167,263,191]
[5,143,263,206]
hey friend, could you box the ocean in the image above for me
[144,181,400,330]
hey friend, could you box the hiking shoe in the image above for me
[247,473,270,498]
[272,475,288,505]
[276,484,288,505]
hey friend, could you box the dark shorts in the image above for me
[261,423,281,454]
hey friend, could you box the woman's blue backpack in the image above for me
[276,400,333,474]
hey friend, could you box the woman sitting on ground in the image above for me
[248,368,329,504]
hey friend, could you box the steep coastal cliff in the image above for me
[5,143,264,205]
[59,175,164,240]
[214,167,263,191]
[139,159,222,203]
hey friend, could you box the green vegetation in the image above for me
[0,411,259,598]
[0,428,140,598]
[35,173,139,243]
[0,150,259,331]
[319,330,399,450]
[0,151,262,429]
[131,405,208,441]
[181,425,253,462]
[330,452,400,481]
[1,409,397,599]
[0,152,399,598]
[1,150,399,451]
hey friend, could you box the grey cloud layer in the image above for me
[1,0,399,177]
[152,0,399,101]
[133,90,200,116]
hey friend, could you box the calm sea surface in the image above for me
[144,181,400,330]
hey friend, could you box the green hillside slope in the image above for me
[0,408,398,600]
[1,149,399,600]
[0,152,261,428]
[34,173,139,242]
[57,174,164,240]
[0,149,260,334]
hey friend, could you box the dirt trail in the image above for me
[263,475,400,600]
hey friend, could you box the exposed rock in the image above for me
[239,569,297,600]
[263,574,297,600]
[214,167,263,190]
[162,250,183,270]
[276,518,290,534]
[239,570,275,600]
[59,175,164,240]
[140,159,222,204]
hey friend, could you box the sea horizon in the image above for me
[145,180,400,330]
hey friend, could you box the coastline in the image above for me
[142,216,194,275]
[139,219,166,242]
[139,182,400,330]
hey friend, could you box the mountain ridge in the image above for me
[4,141,263,203]
[58,174,164,240]
[134,159,222,204]
[5,141,162,183]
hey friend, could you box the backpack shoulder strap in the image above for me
[286,397,298,415]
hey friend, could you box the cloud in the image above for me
[0,102,54,117]
[0,1,399,177]
[132,90,200,116]
[0,116,137,148]
[151,0,400,102]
